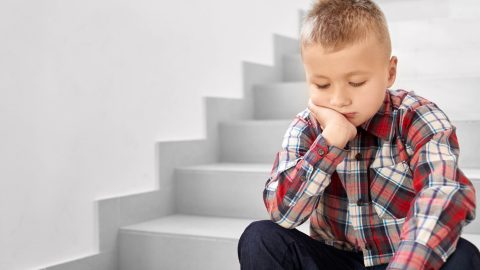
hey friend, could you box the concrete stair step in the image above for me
[219,119,290,163]
[219,118,480,168]
[174,162,272,220]
[374,0,480,21]
[446,0,480,19]
[388,18,480,50]
[282,50,480,81]
[118,214,254,270]
[253,79,480,121]
[174,160,480,234]
[115,1,480,269]
[288,18,480,53]
[374,0,450,22]
[118,214,480,270]
[392,49,480,79]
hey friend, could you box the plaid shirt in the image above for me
[263,89,476,270]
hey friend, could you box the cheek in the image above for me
[357,87,386,112]
[310,95,328,107]
[309,91,327,105]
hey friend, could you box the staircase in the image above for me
[115,1,480,269]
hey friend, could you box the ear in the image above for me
[386,56,398,88]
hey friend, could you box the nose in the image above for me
[329,88,352,108]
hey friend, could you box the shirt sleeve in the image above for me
[263,111,348,229]
[386,103,477,270]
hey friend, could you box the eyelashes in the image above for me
[350,81,366,87]
[315,81,366,89]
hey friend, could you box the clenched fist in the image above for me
[307,98,357,149]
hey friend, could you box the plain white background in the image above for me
[0,0,311,269]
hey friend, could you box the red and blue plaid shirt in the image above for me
[263,89,476,270]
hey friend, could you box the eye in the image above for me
[315,84,330,89]
[350,81,366,87]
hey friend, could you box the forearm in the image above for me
[263,134,347,229]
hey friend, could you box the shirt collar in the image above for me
[359,90,395,141]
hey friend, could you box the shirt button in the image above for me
[318,148,325,155]
[355,153,362,161]
[357,198,368,206]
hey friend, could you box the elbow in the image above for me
[263,199,297,229]
[269,213,297,229]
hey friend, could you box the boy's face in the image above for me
[302,36,398,127]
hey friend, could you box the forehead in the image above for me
[301,38,388,78]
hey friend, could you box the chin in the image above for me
[350,118,364,127]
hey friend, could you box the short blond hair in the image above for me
[300,0,391,57]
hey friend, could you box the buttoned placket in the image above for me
[349,137,375,253]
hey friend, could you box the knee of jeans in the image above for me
[238,220,282,262]
[457,237,480,258]
[239,220,278,243]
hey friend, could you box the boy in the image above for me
[238,0,480,269]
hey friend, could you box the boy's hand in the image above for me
[307,98,357,148]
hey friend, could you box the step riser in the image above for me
[253,82,308,120]
[389,20,480,50]
[220,119,480,168]
[449,121,480,168]
[118,218,480,270]
[174,166,480,233]
[447,0,480,19]
[119,232,240,270]
[219,121,289,163]
[291,20,480,55]
[375,0,480,21]
[376,0,450,21]
[175,169,270,220]
[254,80,480,120]
[294,19,480,54]
[464,179,480,234]
[283,53,480,82]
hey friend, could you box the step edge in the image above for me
[119,229,241,242]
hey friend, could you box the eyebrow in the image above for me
[313,71,370,79]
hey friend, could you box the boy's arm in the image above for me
[386,103,476,270]
[263,112,348,229]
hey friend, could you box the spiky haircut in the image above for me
[300,0,391,58]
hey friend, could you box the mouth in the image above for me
[342,113,357,118]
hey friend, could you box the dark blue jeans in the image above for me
[237,220,480,270]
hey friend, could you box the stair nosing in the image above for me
[174,162,480,179]
[119,214,256,240]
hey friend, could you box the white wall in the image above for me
[0,0,311,269]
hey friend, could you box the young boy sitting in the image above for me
[237,0,480,269]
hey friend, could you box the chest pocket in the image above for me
[369,161,416,220]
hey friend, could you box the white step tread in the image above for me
[119,214,480,248]
[220,119,290,126]
[120,214,256,240]
[175,162,480,179]
[176,162,272,172]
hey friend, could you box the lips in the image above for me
[342,113,357,118]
